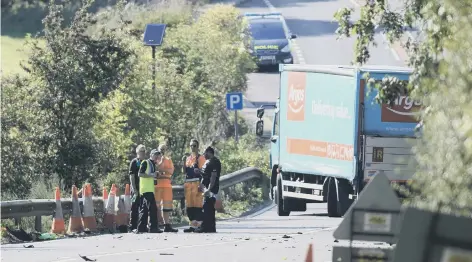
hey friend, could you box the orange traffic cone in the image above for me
[115,195,128,232]
[215,194,225,213]
[82,184,97,231]
[103,184,116,231]
[305,243,313,262]
[68,185,84,234]
[51,187,66,234]
[124,184,132,216]
[103,186,108,210]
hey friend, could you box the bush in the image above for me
[213,133,270,216]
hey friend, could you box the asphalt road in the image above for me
[2,203,345,262]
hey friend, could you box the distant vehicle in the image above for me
[243,12,297,68]
[255,64,420,217]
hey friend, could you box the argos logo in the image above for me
[381,95,422,123]
[287,72,307,121]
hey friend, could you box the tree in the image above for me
[19,0,135,189]
[1,76,38,199]
[334,0,472,214]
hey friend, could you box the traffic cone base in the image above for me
[115,196,128,232]
[68,217,84,233]
[215,194,225,213]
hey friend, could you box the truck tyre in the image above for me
[327,178,338,217]
[277,176,290,216]
[327,178,352,217]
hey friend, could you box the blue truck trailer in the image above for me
[255,64,421,217]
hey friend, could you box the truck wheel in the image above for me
[277,176,290,216]
[327,178,352,217]
[327,178,339,217]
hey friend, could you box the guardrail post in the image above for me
[260,176,270,200]
[35,216,42,232]
[14,217,20,228]
[180,198,186,215]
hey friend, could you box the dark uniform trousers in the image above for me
[129,193,140,230]
[138,192,158,232]
[201,196,216,232]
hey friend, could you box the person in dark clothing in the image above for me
[195,146,221,233]
[136,149,163,233]
[128,144,146,232]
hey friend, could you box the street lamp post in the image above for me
[143,23,167,89]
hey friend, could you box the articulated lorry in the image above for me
[255,64,421,217]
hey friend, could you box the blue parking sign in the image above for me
[226,93,243,110]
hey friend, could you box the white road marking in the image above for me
[260,0,306,64]
[347,0,402,62]
[381,32,401,61]
[348,0,360,7]
[52,226,338,262]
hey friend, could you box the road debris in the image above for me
[282,235,292,239]
[23,244,34,248]
[79,254,96,261]
[159,253,174,255]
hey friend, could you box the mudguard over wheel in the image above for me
[277,176,290,216]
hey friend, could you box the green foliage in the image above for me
[212,133,270,216]
[334,0,472,214]
[216,133,270,177]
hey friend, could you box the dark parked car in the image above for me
[243,12,297,68]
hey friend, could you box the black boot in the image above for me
[183,227,195,233]
[164,224,178,233]
[150,227,163,233]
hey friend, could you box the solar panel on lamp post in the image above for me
[143,23,167,90]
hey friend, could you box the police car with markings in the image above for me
[243,12,297,68]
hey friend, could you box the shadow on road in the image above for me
[255,66,280,73]
[284,19,339,37]
[286,18,399,38]
[217,226,327,230]
[236,0,335,9]
[294,212,329,217]
[241,218,319,222]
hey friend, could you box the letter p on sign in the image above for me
[226,92,243,111]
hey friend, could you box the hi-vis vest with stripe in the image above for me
[140,159,155,194]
